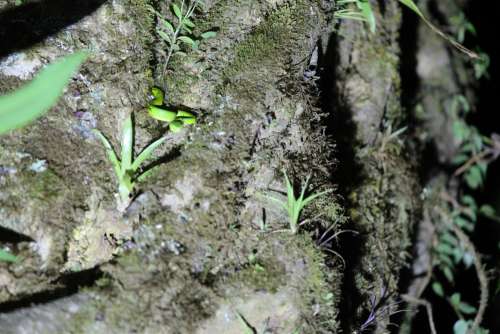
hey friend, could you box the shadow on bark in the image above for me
[318,32,367,332]
[0,0,107,59]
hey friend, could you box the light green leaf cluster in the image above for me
[148,0,216,74]
[94,115,166,210]
[266,172,331,234]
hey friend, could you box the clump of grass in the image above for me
[94,114,166,211]
[267,172,332,234]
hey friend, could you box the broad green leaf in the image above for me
[94,130,121,177]
[201,31,217,39]
[120,115,134,174]
[453,320,469,334]
[464,165,482,189]
[183,18,195,28]
[148,106,177,122]
[450,293,461,307]
[131,136,167,171]
[0,52,88,135]
[432,282,444,297]
[157,30,172,44]
[479,205,500,223]
[178,36,196,48]
[0,249,17,263]
[161,19,175,33]
[172,3,182,20]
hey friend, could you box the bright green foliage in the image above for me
[397,0,478,59]
[0,249,18,263]
[0,52,88,135]
[94,115,166,210]
[267,172,331,234]
[335,0,376,33]
[148,0,216,74]
[147,87,196,133]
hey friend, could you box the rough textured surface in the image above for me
[1,0,344,332]
[0,0,423,332]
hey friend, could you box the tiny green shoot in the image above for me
[94,114,166,211]
[266,172,331,234]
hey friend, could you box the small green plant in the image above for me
[94,114,166,211]
[0,52,88,262]
[266,172,331,234]
[335,0,478,59]
[334,0,376,33]
[148,0,216,75]
[147,87,197,132]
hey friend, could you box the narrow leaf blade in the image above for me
[0,52,88,135]
[131,136,167,171]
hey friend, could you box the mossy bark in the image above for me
[1,0,423,333]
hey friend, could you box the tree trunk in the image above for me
[0,0,431,333]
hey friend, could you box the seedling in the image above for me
[94,114,166,211]
[266,172,331,234]
[148,0,216,75]
[148,87,196,133]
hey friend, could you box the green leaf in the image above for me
[453,320,469,334]
[161,19,175,33]
[357,0,376,33]
[131,136,167,171]
[432,282,444,297]
[0,52,88,135]
[201,31,217,39]
[183,18,195,28]
[450,293,461,307]
[120,115,134,175]
[157,30,172,44]
[93,129,121,177]
[479,205,500,223]
[0,249,18,263]
[172,3,182,20]
[458,301,477,315]
[464,165,483,189]
[443,266,454,283]
[178,36,196,48]
[398,0,423,18]
[148,106,177,122]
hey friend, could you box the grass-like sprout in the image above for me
[267,172,332,234]
[94,114,166,211]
